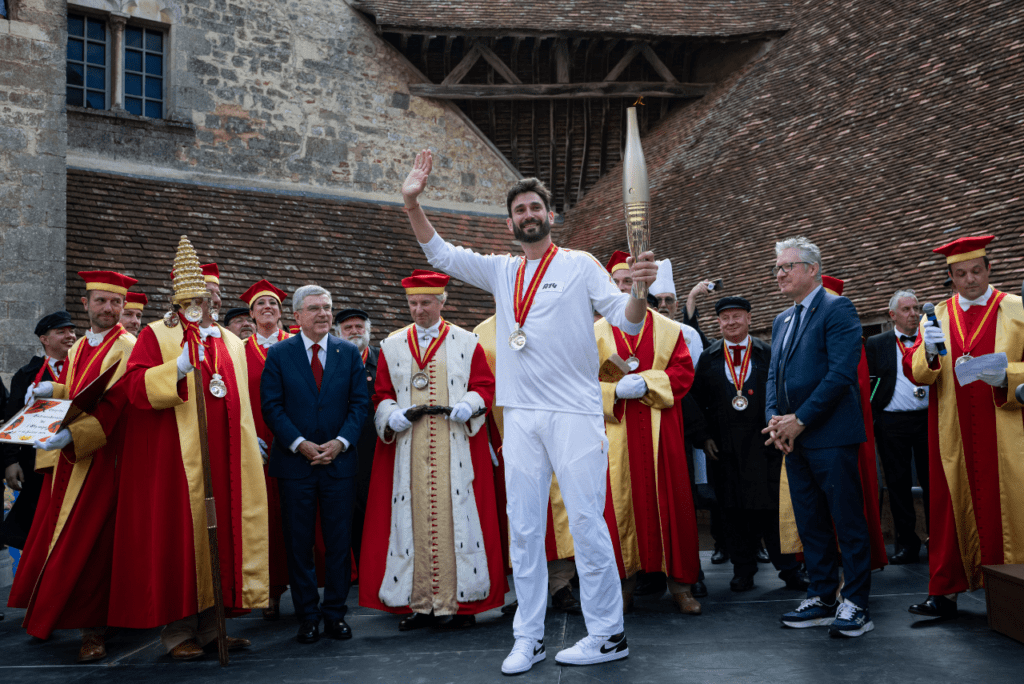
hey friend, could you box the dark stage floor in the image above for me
[1,549,1020,683]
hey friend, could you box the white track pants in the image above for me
[503,407,624,641]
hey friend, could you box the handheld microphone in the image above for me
[922,303,947,356]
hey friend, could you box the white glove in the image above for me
[488,441,499,468]
[176,344,206,377]
[388,408,412,433]
[34,428,72,451]
[258,438,269,462]
[978,368,1008,388]
[449,402,473,423]
[24,381,53,407]
[923,323,945,356]
[615,374,648,400]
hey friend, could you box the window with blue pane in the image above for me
[1,1,8,20]
[124,26,164,119]
[67,13,108,110]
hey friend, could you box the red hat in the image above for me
[605,250,631,274]
[200,263,220,284]
[401,270,450,295]
[241,280,287,308]
[933,235,994,265]
[124,291,148,310]
[821,275,844,296]
[78,271,138,297]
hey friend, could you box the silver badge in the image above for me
[163,311,180,328]
[955,354,974,367]
[914,387,926,400]
[412,372,429,390]
[509,328,527,351]
[626,356,640,372]
[731,394,749,411]
[209,373,228,399]
[183,302,203,323]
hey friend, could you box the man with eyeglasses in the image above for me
[763,237,873,638]
[865,289,929,565]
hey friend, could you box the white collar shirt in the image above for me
[85,327,114,347]
[885,328,928,411]
[414,321,441,345]
[958,286,993,311]
[300,330,329,368]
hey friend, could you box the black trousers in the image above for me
[723,507,800,579]
[875,409,929,553]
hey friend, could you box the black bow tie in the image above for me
[900,335,916,344]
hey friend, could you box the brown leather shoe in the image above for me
[202,636,252,653]
[672,590,702,615]
[170,638,205,660]
[77,634,106,663]
[622,588,635,614]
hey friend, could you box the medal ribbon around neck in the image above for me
[513,243,559,332]
[68,324,125,397]
[361,346,369,364]
[725,338,753,398]
[247,328,288,363]
[614,310,650,367]
[406,320,450,370]
[895,335,910,356]
[948,289,1005,356]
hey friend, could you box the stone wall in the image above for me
[66,0,519,213]
[0,0,66,376]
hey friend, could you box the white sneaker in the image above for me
[554,632,628,666]
[501,637,545,675]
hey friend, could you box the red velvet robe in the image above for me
[8,328,133,638]
[855,348,889,570]
[108,323,268,628]
[359,344,507,615]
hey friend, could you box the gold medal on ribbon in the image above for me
[614,311,650,373]
[947,290,1005,367]
[510,243,558,351]
[407,322,449,386]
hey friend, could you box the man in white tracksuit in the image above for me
[399,150,658,675]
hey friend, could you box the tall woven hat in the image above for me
[171,235,209,304]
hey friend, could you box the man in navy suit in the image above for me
[763,237,873,638]
[261,284,370,644]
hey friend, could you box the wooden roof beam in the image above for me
[409,81,712,99]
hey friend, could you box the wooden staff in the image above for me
[191,363,230,666]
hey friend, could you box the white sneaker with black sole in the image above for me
[554,632,628,666]
[501,638,545,675]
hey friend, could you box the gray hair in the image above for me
[888,289,918,312]
[775,236,822,279]
[292,285,332,314]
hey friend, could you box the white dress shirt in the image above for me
[255,331,278,349]
[289,330,348,454]
[414,321,442,345]
[884,328,929,412]
[958,285,993,311]
[781,285,823,352]
[85,326,115,347]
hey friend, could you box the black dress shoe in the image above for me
[691,580,708,598]
[890,548,921,565]
[711,548,729,565]
[779,567,811,592]
[501,600,518,615]
[398,612,439,631]
[756,547,771,563]
[730,575,755,592]
[551,586,583,615]
[439,614,476,630]
[323,618,352,640]
[634,571,667,597]
[297,619,320,643]
[909,595,958,619]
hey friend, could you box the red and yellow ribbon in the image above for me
[948,289,1005,356]
[614,310,650,365]
[68,324,125,397]
[513,243,559,330]
[724,337,753,397]
[406,320,450,370]
[246,329,289,364]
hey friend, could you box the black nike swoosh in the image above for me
[600,641,626,654]
[533,646,544,656]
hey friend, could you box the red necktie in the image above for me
[311,343,323,391]
[730,345,743,366]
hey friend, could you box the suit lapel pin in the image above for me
[784,316,792,323]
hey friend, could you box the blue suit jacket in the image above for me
[766,288,866,448]
[261,333,370,479]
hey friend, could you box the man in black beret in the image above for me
[690,297,808,593]
[223,307,256,340]
[332,308,378,561]
[1,311,76,551]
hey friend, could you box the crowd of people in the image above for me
[1,153,1022,675]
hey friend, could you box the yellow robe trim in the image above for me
[906,295,1024,589]
[150,323,270,611]
[39,335,134,558]
[472,316,504,436]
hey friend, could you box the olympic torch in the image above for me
[623,105,651,300]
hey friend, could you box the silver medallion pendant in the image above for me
[955,354,974,367]
[163,311,180,328]
[412,372,429,390]
[626,356,640,372]
[914,387,927,399]
[184,303,203,323]
[209,373,228,399]
[509,328,527,351]
[731,394,749,411]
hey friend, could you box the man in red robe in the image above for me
[590,253,702,615]
[108,255,269,659]
[905,235,1024,619]
[240,279,292,620]
[360,271,506,630]
[8,271,137,663]
[120,290,148,336]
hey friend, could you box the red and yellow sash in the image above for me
[246,329,290,364]
[68,324,125,397]
[949,289,1006,356]
[725,338,753,396]
[406,320,450,370]
[361,347,369,365]
[614,310,650,364]
[513,243,558,330]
